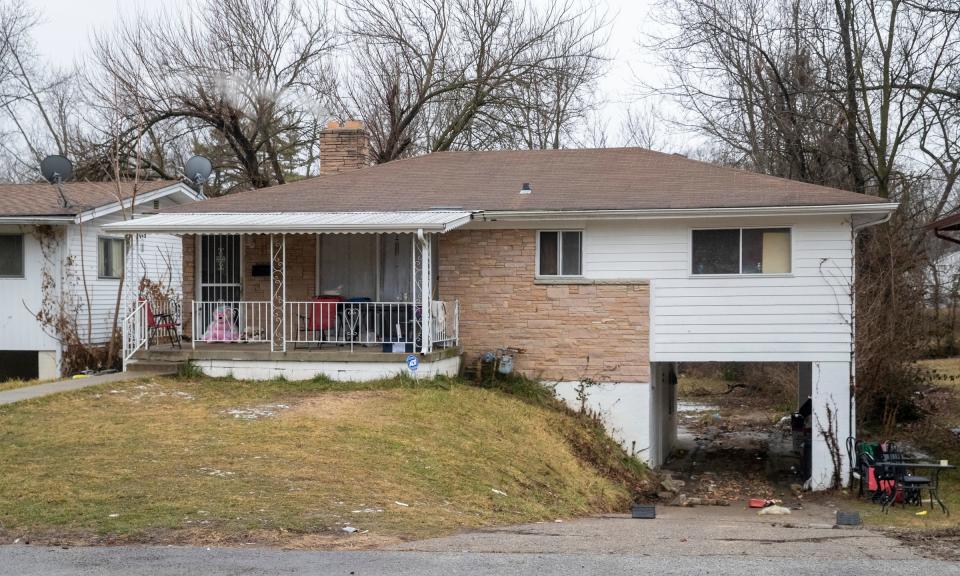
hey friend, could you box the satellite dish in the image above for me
[40,155,73,184]
[184,155,212,185]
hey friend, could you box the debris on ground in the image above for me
[667,494,730,507]
[491,488,508,497]
[394,501,409,507]
[757,505,791,516]
[223,404,290,420]
[890,528,960,562]
[342,526,359,533]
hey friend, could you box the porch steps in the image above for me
[125,359,183,375]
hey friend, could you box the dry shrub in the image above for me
[855,208,931,434]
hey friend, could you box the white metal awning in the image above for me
[102,211,474,234]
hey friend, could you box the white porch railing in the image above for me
[114,299,458,365]
[121,299,148,370]
[191,301,272,346]
[180,299,460,351]
[431,300,459,347]
[285,300,416,348]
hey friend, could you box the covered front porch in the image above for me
[113,211,471,379]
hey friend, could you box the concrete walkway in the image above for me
[0,370,170,406]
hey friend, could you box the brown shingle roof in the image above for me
[0,180,177,217]
[167,148,885,214]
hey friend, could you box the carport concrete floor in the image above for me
[389,503,915,560]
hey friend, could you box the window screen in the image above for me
[538,231,559,275]
[98,237,124,279]
[742,228,791,274]
[538,231,582,276]
[691,229,739,274]
[692,228,791,275]
[0,234,24,277]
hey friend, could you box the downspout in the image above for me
[416,228,430,354]
[848,210,894,469]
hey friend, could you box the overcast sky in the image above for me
[29,0,677,148]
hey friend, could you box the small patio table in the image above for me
[880,461,955,514]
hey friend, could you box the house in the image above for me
[106,121,898,490]
[0,180,202,380]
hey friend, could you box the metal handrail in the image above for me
[121,299,148,370]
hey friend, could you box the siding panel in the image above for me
[583,215,853,362]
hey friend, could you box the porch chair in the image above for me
[296,296,341,349]
[142,297,181,349]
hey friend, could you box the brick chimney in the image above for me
[319,119,371,176]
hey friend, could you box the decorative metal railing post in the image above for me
[419,234,432,354]
[271,233,285,352]
[411,233,419,351]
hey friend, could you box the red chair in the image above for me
[298,296,343,346]
[142,297,181,349]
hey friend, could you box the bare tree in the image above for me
[645,0,960,430]
[339,0,608,162]
[0,0,84,181]
[90,0,338,192]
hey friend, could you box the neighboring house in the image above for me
[0,180,202,380]
[107,121,898,490]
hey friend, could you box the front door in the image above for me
[198,235,242,333]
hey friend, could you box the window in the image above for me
[538,231,582,276]
[0,234,24,277]
[98,237,124,279]
[691,228,791,275]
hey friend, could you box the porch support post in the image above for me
[808,360,852,490]
[416,231,432,354]
[270,233,285,352]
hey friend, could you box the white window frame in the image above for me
[536,230,584,278]
[97,236,125,280]
[0,233,25,278]
[689,226,794,277]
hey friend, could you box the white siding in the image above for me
[0,224,61,352]
[67,197,185,345]
[583,215,854,362]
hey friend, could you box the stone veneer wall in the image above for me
[438,229,650,382]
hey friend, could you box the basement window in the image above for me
[691,228,791,275]
[98,237,125,279]
[0,234,24,277]
[538,231,582,276]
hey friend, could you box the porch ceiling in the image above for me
[102,210,474,235]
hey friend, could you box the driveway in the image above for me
[2,502,957,575]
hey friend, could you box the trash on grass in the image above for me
[491,488,508,497]
[395,501,410,507]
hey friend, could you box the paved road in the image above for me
[0,371,167,406]
[2,505,957,575]
[0,545,956,576]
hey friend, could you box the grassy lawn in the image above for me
[0,378,44,392]
[0,374,642,547]
[852,357,960,530]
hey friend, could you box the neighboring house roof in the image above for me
[165,148,889,215]
[0,180,180,217]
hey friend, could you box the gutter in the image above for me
[0,216,75,225]
[480,203,900,221]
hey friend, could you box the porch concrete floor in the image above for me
[135,342,461,364]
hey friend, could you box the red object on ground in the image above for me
[748,498,767,508]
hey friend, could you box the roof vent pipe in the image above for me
[520,182,532,194]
